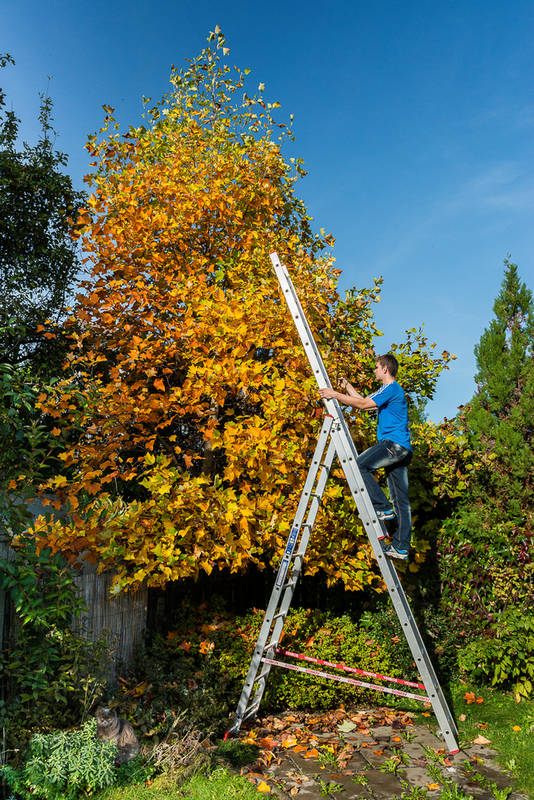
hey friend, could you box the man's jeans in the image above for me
[356,440,413,551]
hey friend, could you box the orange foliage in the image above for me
[30,31,448,593]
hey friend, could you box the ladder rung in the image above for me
[242,701,261,722]
[264,638,279,651]
[254,667,271,683]
[271,611,286,621]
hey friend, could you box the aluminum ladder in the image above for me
[226,252,459,754]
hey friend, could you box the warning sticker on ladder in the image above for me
[275,526,299,588]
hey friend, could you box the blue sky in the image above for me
[3,0,534,420]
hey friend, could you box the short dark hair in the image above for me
[377,353,398,377]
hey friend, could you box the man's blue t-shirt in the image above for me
[369,381,412,451]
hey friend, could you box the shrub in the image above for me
[0,719,117,800]
[458,608,534,700]
[0,541,113,757]
[438,508,533,637]
[262,608,405,710]
[123,601,406,732]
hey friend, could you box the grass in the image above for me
[94,767,262,800]
[413,682,534,798]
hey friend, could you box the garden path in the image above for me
[237,708,527,799]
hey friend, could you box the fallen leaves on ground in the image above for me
[464,691,484,704]
[239,706,415,790]
[472,735,491,745]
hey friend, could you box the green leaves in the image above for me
[0,82,85,374]
[0,719,118,799]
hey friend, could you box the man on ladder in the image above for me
[319,353,412,560]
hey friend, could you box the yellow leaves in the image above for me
[426,783,440,791]
[511,725,521,732]
[281,734,298,748]
[256,781,271,793]
[25,43,391,594]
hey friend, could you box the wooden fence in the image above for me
[71,565,148,668]
[0,496,148,670]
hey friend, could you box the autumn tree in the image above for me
[31,30,452,592]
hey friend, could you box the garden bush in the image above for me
[0,540,112,756]
[1,719,117,800]
[117,600,409,741]
[261,607,406,710]
[458,608,534,700]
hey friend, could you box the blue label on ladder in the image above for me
[275,526,299,588]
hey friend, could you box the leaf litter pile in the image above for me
[236,706,419,794]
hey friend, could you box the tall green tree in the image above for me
[438,260,534,635]
[0,55,85,376]
[467,259,534,519]
[0,55,81,530]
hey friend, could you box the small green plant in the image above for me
[318,777,343,796]
[401,728,415,742]
[0,718,117,799]
[215,739,260,768]
[352,772,369,786]
[491,788,513,800]
[379,755,403,774]
[439,785,475,800]
[317,745,339,769]
[463,768,513,800]
[399,786,429,800]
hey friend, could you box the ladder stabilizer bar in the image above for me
[275,648,426,690]
[261,657,429,703]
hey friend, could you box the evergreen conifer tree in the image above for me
[438,260,533,636]
[466,259,534,519]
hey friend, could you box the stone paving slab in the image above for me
[236,707,528,799]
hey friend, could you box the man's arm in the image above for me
[319,385,377,411]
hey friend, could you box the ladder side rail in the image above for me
[270,254,363,442]
[271,254,334,392]
[228,417,333,734]
[272,416,334,593]
[264,437,338,653]
[246,437,338,718]
[331,424,459,749]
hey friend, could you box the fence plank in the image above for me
[71,567,148,669]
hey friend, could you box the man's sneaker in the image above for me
[384,545,409,560]
[376,508,396,521]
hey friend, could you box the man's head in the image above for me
[374,353,398,382]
